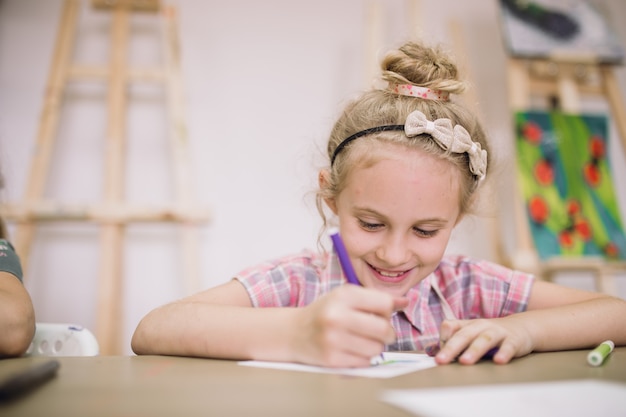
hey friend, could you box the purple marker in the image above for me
[483,347,499,360]
[329,228,360,286]
[330,227,388,366]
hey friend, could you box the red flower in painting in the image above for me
[574,219,592,241]
[566,199,581,217]
[522,122,542,144]
[528,195,549,224]
[534,159,554,185]
[589,135,605,159]
[604,242,620,258]
[559,230,575,248]
[583,163,601,187]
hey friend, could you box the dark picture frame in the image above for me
[498,0,624,63]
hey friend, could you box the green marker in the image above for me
[587,340,614,367]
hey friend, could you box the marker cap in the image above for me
[587,340,615,367]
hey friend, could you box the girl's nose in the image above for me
[375,233,411,266]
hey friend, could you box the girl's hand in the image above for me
[290,285,408,368]
[434,317,533,365]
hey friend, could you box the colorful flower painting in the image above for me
[515,111,626,260]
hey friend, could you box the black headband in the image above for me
[330,125,404,166]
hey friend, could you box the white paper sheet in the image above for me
[238,352,437,378]
[381,379,626,417]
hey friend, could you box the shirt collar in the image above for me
[398,273,439,334]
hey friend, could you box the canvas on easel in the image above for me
[497,0,626,295]
[515,110,626,260]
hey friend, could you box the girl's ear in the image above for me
[318,169,338,214]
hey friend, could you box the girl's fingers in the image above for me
[336,330,387,364]
[457,333,502,364]
[340,285,399,317]
[438,319,463,344]
[436,320,503,365]
[393,296,409,312]
[435,319,464,362]
[491,340,516,364]
[307,310,391,368]
[332,286,402,344]
[343,308,397,345]
[435,317,534,365]
[302,286,399,367]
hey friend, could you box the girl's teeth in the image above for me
[379,270,402,277]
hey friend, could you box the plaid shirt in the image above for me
[235,250,534,351]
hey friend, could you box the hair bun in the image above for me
[380,41,466,95]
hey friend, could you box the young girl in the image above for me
[132,41,626,367]
[0,173,35,357]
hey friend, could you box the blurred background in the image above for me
[1,0,625,354]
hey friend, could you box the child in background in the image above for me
[132,40,626,367]
[0,175,35,357]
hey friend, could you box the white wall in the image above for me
[1,0,625,355]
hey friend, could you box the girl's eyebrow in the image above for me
[415,218,450,226]
[353,206,387,219]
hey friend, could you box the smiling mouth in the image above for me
[369,264,411,282]
[378,269,405,278]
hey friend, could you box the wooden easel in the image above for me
[506,55,626,295]
[1,0,209,354]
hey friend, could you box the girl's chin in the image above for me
[369,282,410,298]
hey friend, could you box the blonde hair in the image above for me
[316,41,491,240]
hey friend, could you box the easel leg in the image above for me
[96,225,124,354]
[96,3,129,355]
[595,268,618,297]
[14,0,80,278]
[163,6,202,295]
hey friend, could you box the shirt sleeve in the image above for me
[438,256,535,320]
[0,239,24,282]
[234,253,324,308]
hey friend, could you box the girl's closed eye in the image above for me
[358,219,384,231]
[413,227,438,238]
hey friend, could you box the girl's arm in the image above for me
[0,272,36,357]
[435,280,626,365]
[518,280,626,350]
[131,280,403,367]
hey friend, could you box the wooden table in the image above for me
[1,348,625,417]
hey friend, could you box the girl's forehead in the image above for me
[353,149,457,185]
[350,141,453,175]
[342,146,462,215]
